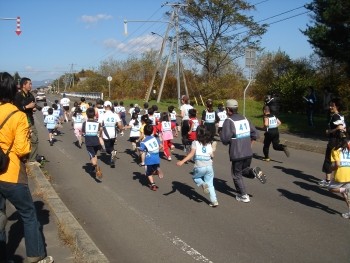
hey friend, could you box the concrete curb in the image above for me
[29,164,110,263]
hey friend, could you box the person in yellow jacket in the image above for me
[328,130,350,219]
[0,72,54,263]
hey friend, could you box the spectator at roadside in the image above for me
[303,86,317,126]
[14,77,40,165]
[319,98,346,187]
[0,72,54,263]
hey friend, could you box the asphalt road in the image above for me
[34,97,350,263]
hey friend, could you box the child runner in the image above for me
[82,107,103,179]
[100,101,123,168]
[262,105,290,161]
[152,105,161,121]
[216,103,227,135]
[138,114,151,166]
[328,130,350,219]
[51,103,61,136]
[41,102,50,120]
[43,108,58,146]
[186,108,199,153]
[125,112,141,151]
[157,112,174,161]
[139,124,164,191]
[119,101,127,133]
[60,93,71,122]
[147,107,159,136]
[201,99,220,141]
[72,106,85,148]
[177,125,219,207]
[168,105,178,136]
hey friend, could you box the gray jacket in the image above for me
[220,113,259,161]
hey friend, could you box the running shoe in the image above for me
[36,256,54,263]
[262,158,270,162]
[170,145,175,152]
[236,194,250,203]
[49,140,53,146]
[341,212,350,219]
[111,150,117,161]
[150,184,158,191]
[167,156,172,161]
[252,167,267,184]
[202,183,210,194]
[318,179,330,188]
[283,146,290,157]
[209,201,219,207]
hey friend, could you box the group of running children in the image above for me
[39,96,350,215]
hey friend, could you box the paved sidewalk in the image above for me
[4,131,327,263]
[5,164,109,263]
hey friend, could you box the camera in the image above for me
[35,104,42,111]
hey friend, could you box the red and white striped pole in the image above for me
[15,16,21,36]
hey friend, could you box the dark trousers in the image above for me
[263,130,284,158]
[103,138,116,154]
[322,138,336,174]
[231,157,255,195]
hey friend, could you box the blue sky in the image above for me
[0,0,313,81]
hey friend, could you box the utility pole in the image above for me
[164,2,188,107]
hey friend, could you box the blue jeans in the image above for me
[0,182,45,261]
[192,166,217,203]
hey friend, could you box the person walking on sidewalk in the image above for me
[0,72,54,263]
[262,105,290,161]
[14,77,41,165]
[177,125,219,207]
[319,98,346,187]
[220,99,267,203]
[328,130,350,219]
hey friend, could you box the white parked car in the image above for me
[35,92,46,102]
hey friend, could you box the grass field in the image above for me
[117,98,330,139]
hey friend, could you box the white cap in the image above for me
[104,101,112,107]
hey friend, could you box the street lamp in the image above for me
[107,76,112,99]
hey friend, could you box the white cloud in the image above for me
[80,14,113,24]
[102,35,163,55]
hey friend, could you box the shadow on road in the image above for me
[277,189,339,215]
[163,181,208,204]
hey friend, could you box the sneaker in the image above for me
[209,201,219,207]
[36,256,54,263]
[318,179,330,188]
[211,141,217,152]
[283,146,290,157]
[170,145,175,152]
[341,212,350,219]
[202,183,210,194]
[111,150,117,161]
[167,156,172,161]
[110,159,115,168]
[236,194,250,203]
[150,184,158,191]
[120,131,124,136]
[262,158,270,162]
[49,140,53,146]
[252,167,267,184]
[95,166,103,179]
